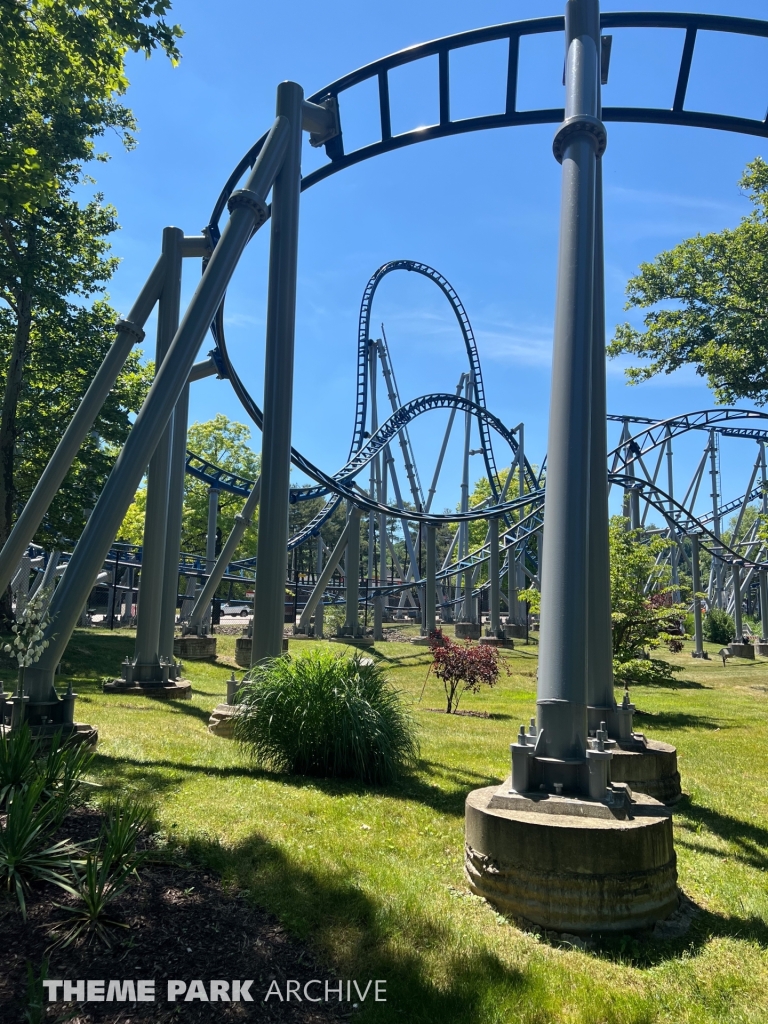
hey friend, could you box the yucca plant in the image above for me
[234,651,419,785]
[0,778,78,919]
[37,731,94,816]
[55,796,152,947]
[0,723,38,807]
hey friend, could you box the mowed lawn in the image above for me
[18,626,768,1024]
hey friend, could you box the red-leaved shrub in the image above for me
[427,630,501,713]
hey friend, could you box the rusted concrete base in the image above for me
[174,635,217,660]
[465,783,678,933]
[103,679,192,700]
[610,737,682,804]
[235,637,289,667]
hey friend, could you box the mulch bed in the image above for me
[0,808,348,1023]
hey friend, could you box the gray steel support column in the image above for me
[425,524,436,635]
[709,430,723,608]
[489,518,500,636]
[187,479,261,632]
[585,159,615,715]
[202,487,220,631]
[536,0,602,762]
[0,257,164,595]
[691,533,705,656]
[25,116,289,701]
[298,513,358,631]
[760,569,768,641]
[158,383,189,659]
[314,537,325,637]
[134,227,184,676]
[344,501,361,635]
[251,83,303,665]
[733,561,743,639]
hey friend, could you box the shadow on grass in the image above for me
[165,699,215,724]
[634,709,723,730]
[182,829,537,1024]
[675,795,768,871]
[90,751,500,818]
[592,901,768,968]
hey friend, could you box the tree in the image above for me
[0,1,181,601]
[119,416,260,560]
[426,630,503,714]
[608,158,768,404]
[609,516,687,664]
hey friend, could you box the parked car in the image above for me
[221,601,251,617]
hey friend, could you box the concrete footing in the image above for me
[455,622,481,640]
[0,721,99,747]
[174,635,217,660]
[235,636,288,667]
[755,642,768,657]
[208,702,237,737]
[465,783,678,933]
[479,636,514,649]
[729,642,755,659]
[103,678,192,700]
[505,624,527,640]
[609,736,681,804]
[329,635,375,647]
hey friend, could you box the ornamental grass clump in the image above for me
[234,651,419,785]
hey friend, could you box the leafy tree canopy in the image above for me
[119,416,260,561]
[0,0,181,573]
[608,158,768,405]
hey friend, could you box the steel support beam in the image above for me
[133,226,184,678]
[536,0,601,762]
[251,83,304,664]
[0,257,164,595]
[733,560,743,639]
[187,479,261,631]
[489,517,500,636]
[425,524,436,635]
[25,116,289,700]
[585,159,614,719]
[691,533,705,657]
[158,383,189,660]
[344,501,361,635]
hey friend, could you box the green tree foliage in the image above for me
[0,0,181,575]
[119,416,260,559]
[609,516,687,663]
[608,158,768,404]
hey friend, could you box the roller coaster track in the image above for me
[608,409,768,470]
[192,12,768,551]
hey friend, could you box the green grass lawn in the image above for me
[8,628,768,1024]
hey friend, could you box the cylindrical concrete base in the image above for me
[610,739,681,803]
[465,785,678,933]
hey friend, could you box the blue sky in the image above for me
[91,1,768,520]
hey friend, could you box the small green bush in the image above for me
[234,651,419,785]
[703,608,734,646]
[613,657,677,686]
